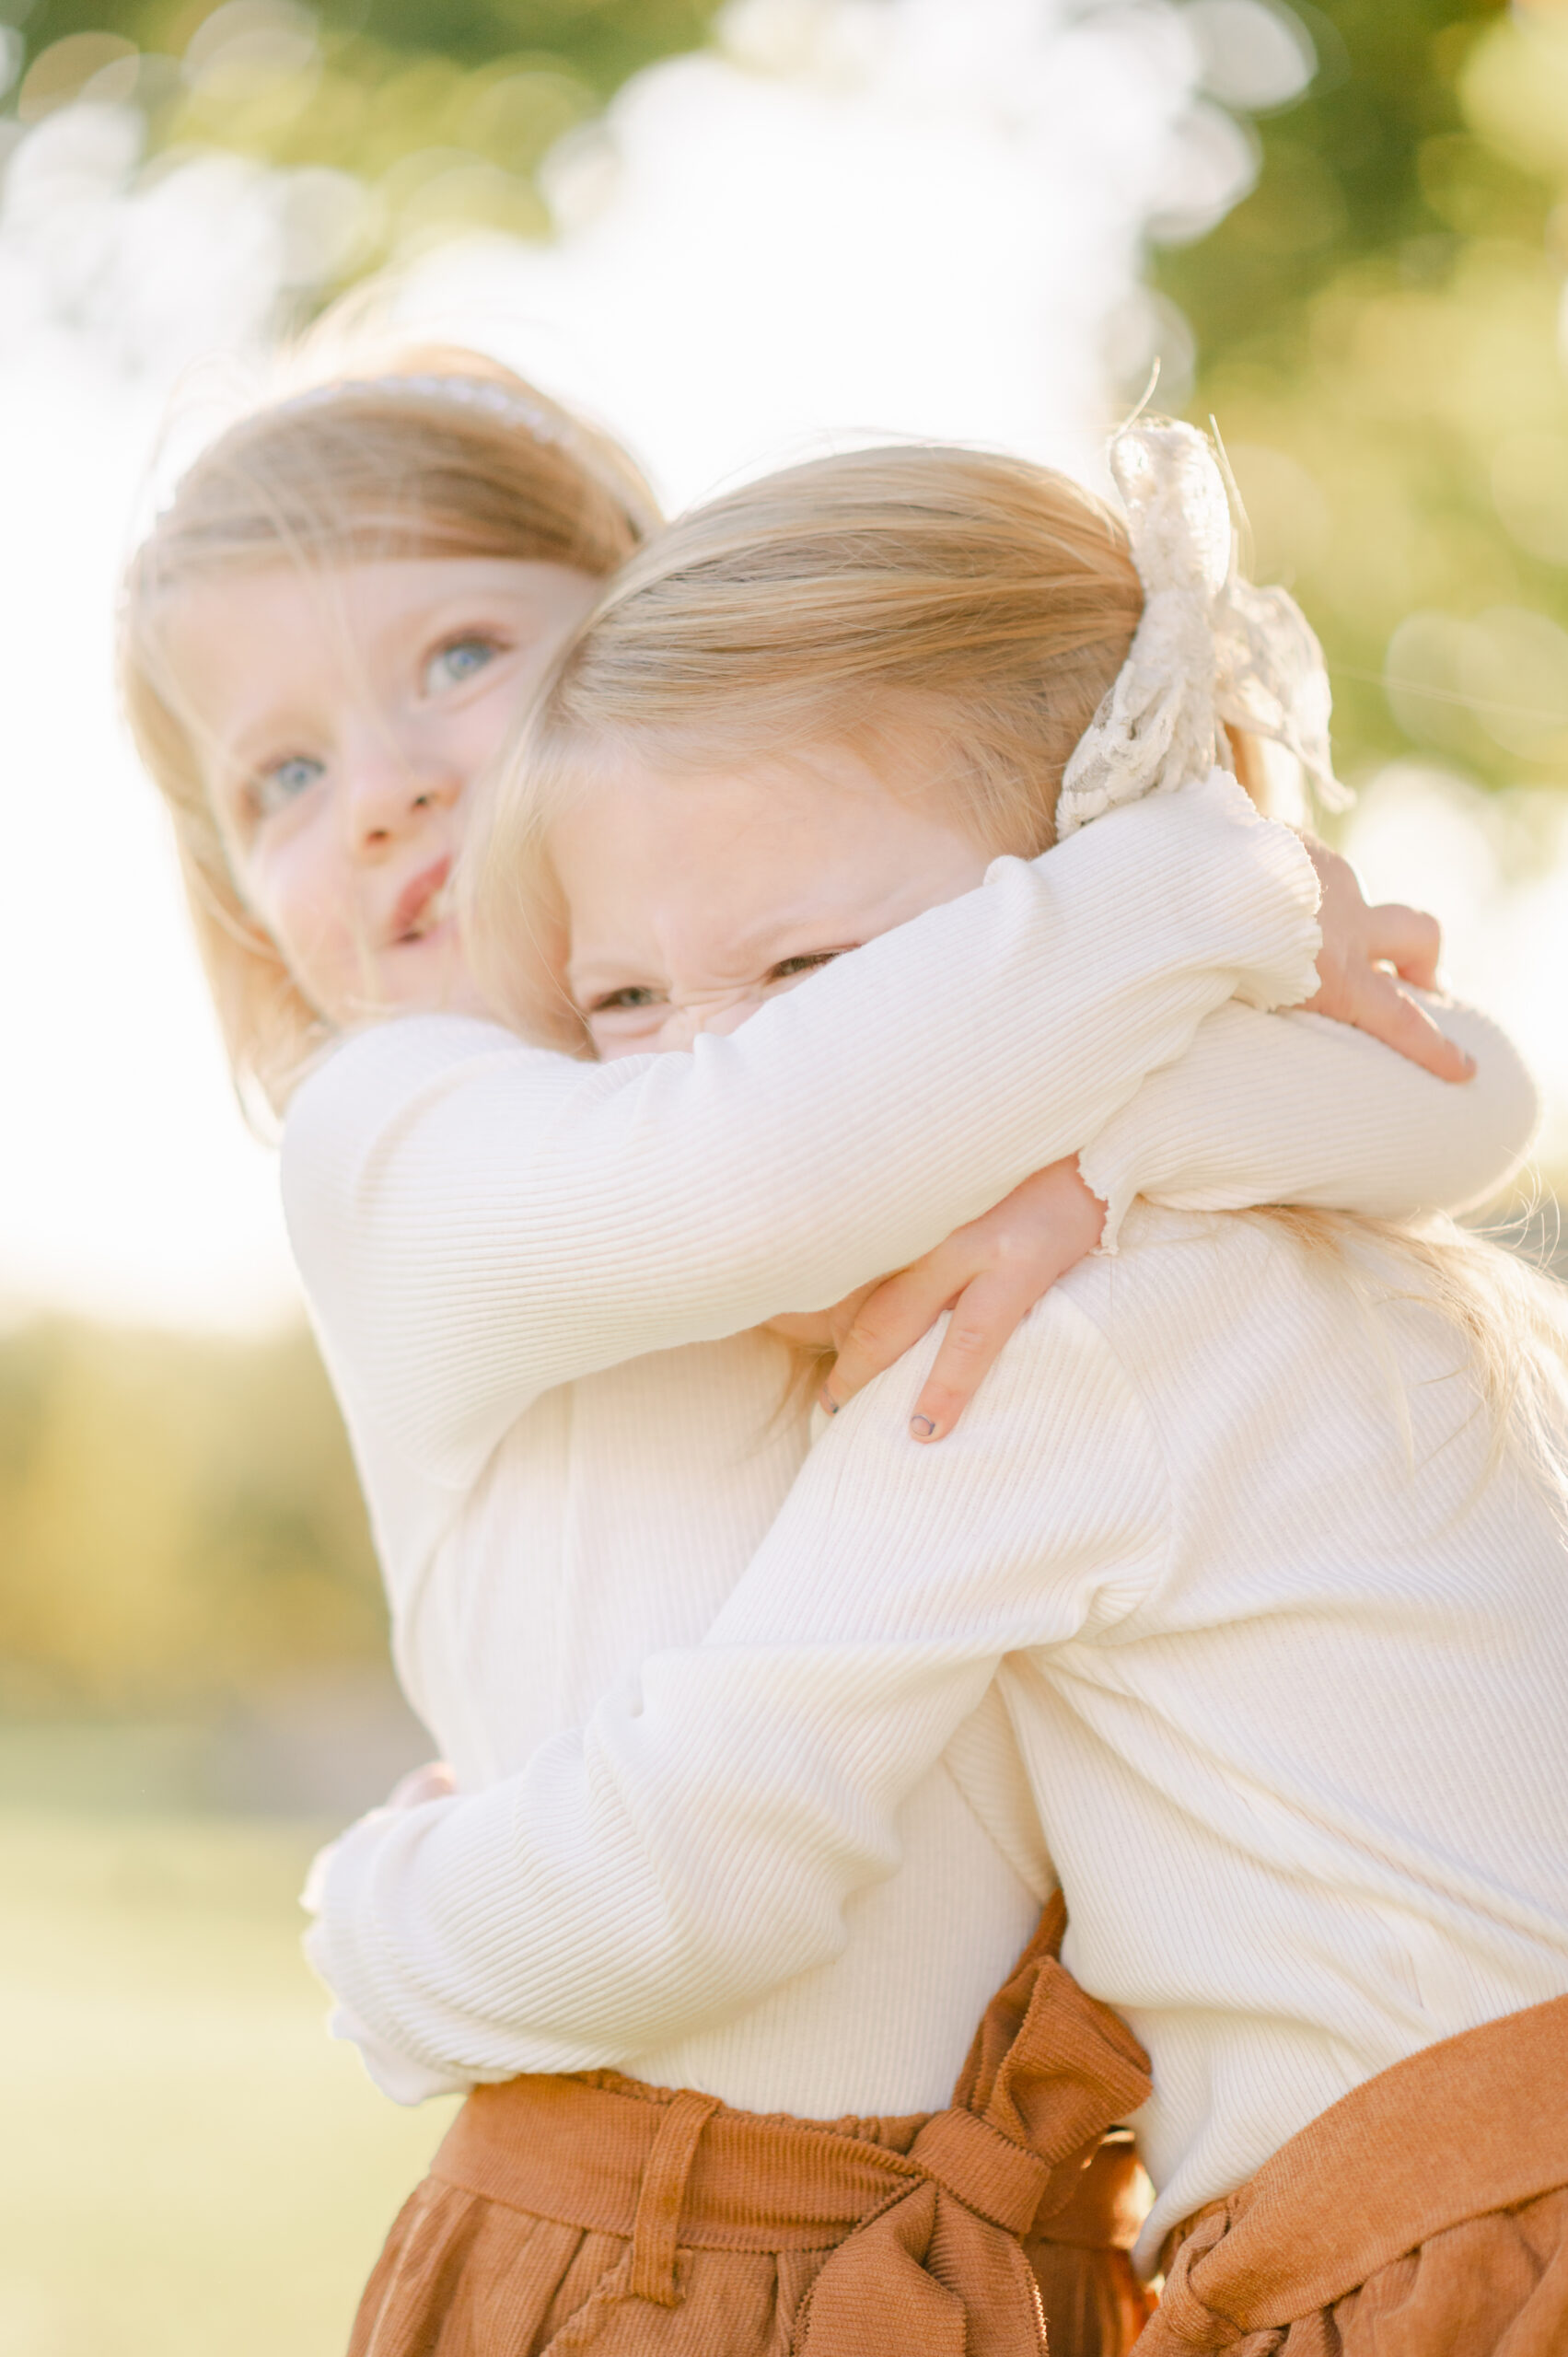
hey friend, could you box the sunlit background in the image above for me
[3,1,1567,2348]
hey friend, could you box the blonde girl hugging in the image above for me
[124,365,1540,2357]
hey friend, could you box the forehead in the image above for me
[164,553,580,662]
[552,737,981,964]
[160,554,595,738]
[552,740,902,879]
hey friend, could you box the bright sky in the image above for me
[2,0,1563,1332]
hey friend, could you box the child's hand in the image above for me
[1301,838,1473,1084]
[301,1759,458,1913]
[818,1159,1105,1441]
[385,1761,458,1808]
[803,845,1458,1446]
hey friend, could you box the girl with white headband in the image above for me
[250,413,1557,2355]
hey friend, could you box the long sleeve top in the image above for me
[311,1200,1568,2274]
[289,773,1541,2136]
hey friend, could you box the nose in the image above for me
[340,724,459,858]
[656,993,761,1051]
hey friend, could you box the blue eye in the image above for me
[254,754,324,817]
[424,636,500,692]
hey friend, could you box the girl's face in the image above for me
[168,555,599,1027]
[550,737,994,1060]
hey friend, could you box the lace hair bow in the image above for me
[1055,420,1347,837]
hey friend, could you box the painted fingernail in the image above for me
[819,1388,840,1416]
[910,1414,937,1439]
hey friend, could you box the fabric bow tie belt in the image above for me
[369,1893,1156,2357]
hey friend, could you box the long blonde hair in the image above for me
[467,437,1568,1480]
[469,443,1144,1040]
[120,345,658,1111]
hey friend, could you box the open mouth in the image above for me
[392,858,454,944]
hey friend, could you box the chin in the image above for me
[386,925,470,1007]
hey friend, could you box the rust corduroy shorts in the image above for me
[348,1895,1156,2357]
[1137,1991,1568,2356]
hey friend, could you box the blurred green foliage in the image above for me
[4,0,1562,791]
[1154,0,1568,792]
[0,1319,381,1713]
[3,0,725,261]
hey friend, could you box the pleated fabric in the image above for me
[1137,1991,1568,2356]
[348,1897,1156,2357]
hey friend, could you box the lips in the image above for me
[391,857,453,944]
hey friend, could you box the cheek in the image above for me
[245,831,356,980]
[588,1023,656,1062]
[448,687,521,799]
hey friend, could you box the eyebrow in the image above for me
[205,710,319,788]
[207,603,512,767]
[565,954,658,997]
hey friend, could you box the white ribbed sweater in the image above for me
[317,1207,1568,2272]
[291,777,1543,2233]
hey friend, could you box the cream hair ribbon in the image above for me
[1056,419,1347,836]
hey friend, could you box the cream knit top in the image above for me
[293,776,1542,2245]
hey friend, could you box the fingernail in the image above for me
[910,1414,937,1440]
[818,1388,840,1416]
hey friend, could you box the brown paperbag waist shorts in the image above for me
[1137,1991,1568,2357]
[348,1896,1157,2357]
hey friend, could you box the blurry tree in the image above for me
[1151,0,1568,793]
[0,1318,382,1713]
[4,0,1562,790]
[1,0,724,269]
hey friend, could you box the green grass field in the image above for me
[0,1810,458,2356]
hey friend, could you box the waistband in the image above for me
[431,1893,1154,2351]
[1154,1991,1568,2349]
[435,2073,935,2255]
[436,2077,1147,2257]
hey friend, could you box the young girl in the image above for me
[294,430,1568,2356]
[122,366,1537,2355]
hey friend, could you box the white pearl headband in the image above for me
[265,373,567,446]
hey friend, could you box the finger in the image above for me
[1362,901,1442,990]
[1344,965,1475,1084]
[821,1249,974,1410]
[386,1761,458,1809]
[908,1264,1057,1442]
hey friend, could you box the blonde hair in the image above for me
[470,443,1144,1039]
[120,344,659,1111]
[468,437,1568,1484]
[1250,1204,1568,1508]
